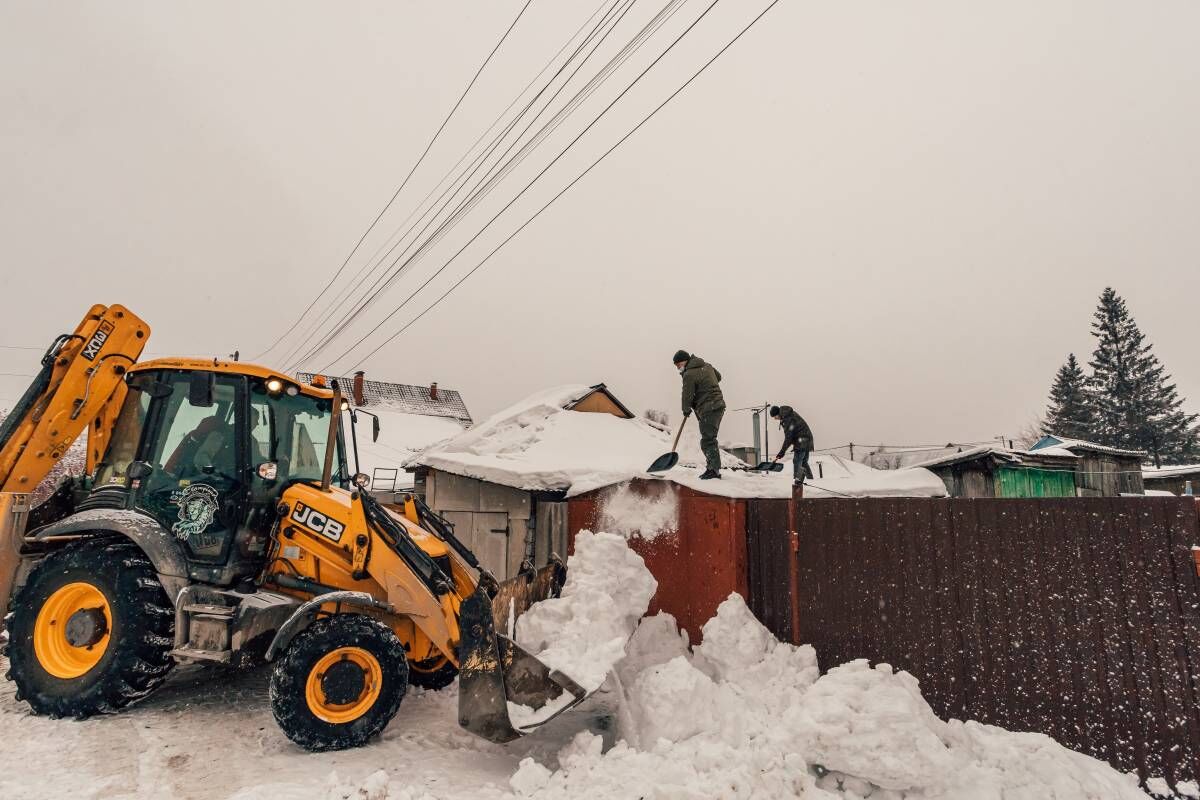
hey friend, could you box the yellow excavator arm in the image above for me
[0,304,150,494]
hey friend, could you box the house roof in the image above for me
[913,445,1078,471]
[295,373,472,424]
[1142,464,1200,480]
[566,384,636,419]
[408,384,947,500]
[1030,435,1146,459]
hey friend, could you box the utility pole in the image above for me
[762,401,770,462]
[849,442,855,462]
[751,409,762,464]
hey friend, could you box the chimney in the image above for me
[429,381,439,401]
[352,371,365,407]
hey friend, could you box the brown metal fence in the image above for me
[747,496,1200,787]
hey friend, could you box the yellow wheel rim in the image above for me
[304,647,383,724]
[33,582,112,679]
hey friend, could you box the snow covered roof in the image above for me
[295,372,472,424]
[1030,435,1146,459]
[1143,464,1200,479]
[408,384,947,499]
[913,445,1078,470]
[351,408,467,490]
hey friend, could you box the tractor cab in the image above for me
[89,360,348,585]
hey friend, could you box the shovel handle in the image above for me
[671,414,689,453]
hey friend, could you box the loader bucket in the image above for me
[457,582,588,743]
[490,559,566,637]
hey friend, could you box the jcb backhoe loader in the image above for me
[0,304,586,750]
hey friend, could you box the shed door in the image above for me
[442,510,509,578]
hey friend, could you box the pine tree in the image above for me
[1043,354,1096,441]
[1087,288,1199,465]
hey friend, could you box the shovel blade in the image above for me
[457,585,588,743]
[647,451,679,473]
[755,461,785,473]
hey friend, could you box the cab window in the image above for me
[93,386,150,486]
[147,375,240,483]
[249,383,343,485]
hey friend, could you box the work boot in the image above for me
[699,469,721,480]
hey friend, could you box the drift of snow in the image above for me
[596,482,678,541]
[514,530,657,694]
[508,594,1149,800]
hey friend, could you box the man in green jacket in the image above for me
[673,349,725,480]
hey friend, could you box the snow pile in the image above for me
[596,482,678,541]
[411,385,676,496]
[507,594,1149,800]
[410,384,945,500]
[514,530,658,695]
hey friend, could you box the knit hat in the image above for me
[769,405,781,417]
[672,350,690,364]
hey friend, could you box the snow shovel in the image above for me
[647,415,689,473]
[732,461,786,473]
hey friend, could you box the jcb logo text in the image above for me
[291,502,345,542]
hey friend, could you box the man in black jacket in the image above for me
[770,405,814,485]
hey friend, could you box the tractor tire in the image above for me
[270,615,408,751]
[5,538,175,719]
[407,654,458,691]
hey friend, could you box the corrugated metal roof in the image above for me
[914,445,1079,470]
[295,372,472,424]
[1143,464,1200,479]
[1031,435,1146,458]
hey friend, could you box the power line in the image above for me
[253,0,535,362]
[336,0,785,371]
[281,0,620,366]
[319,0,738,371]
[285,0,675,373]
[280,0,637,372]
[289,0,667,371]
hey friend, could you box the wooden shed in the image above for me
[1029,435,1146,496]
[407,384,635,579]
[914,446,1080,498]
[1142,464,1200,496]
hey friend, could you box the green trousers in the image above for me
[697,408,725,473]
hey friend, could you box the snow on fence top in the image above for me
[407,384,947,500]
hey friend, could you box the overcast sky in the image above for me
[2,1,1197,454]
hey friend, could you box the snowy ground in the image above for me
[0,655,614,800]
[0,532,1164,799]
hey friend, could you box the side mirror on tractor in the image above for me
[257,462,278,481]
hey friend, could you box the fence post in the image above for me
[788,481,803,644]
